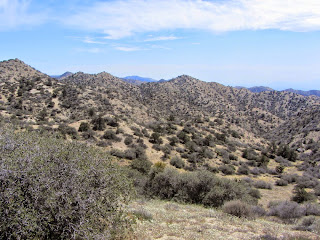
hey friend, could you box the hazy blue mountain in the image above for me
[236,85,320,97]
[235,86,274,93]
[283,88,320,97]
[248,86,274,93]
[51,72,73,79]
[123,76,157,82]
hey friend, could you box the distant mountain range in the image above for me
[121,76,157,85]
[52,72,320,97]
[51,72,73,80]
[236,86,320,97]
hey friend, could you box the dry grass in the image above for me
[129,199,319,240]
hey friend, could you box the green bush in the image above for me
[292,186,316,203]
[0,126,133,239]
[219,164,235,175]
[78,122,90,132]
[102,130,121,142]
[130,158,152,174]
[170,156,185,169]
[145,169,258,207]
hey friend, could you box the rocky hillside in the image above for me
[1,59,320,238]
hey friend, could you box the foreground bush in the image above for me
[0,126,133,239]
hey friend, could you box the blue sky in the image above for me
[1,0,320,90]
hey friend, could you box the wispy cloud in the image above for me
[114,46,144,52]
[82,37,107,44]
[144,36,180,42]
[64,0,320,39]
[75,47,103,53]
[0,0,46,30]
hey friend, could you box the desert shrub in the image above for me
[124,136,133,145]
[237,165,250,175]
[222,200,253,218]
[187,152,202,164]
[314,185,320,196]
[131,208,153,221]
[304,203,320,216]
[124,146,147,160]
[185,141,200,153]
[253,180,272,190]
[177,130,190,144]
[242,148,258,161]
[268,201,305,220]
[37,107,48,122]
[294,216,320,233]
[170,156,185,169]
[257,155,270,167]
[296,175,319,189]
[142,128,149,137]
[168,136,179,146]
[149,132,163,144]
[230,130,241,139]
[276,144,297,161]
[250,167,266,175]
[259,234,278,240]
[96,140,110,147]
[215,132,227,142]
[102,130,121,142]
[176,147,185,153]
[251,205,266,217]
[146,169,259,207]
[152,144,162,151]
[203,134,215,147]
[229,153,238,161]
[91,115,106,131]
[161,144,173,155]
[219,164,235,175]
[275,179,288,186]
[106,117,119,128]
[199,147,214,159]
[57,124,78,139]
[275,156,292,167]
[0,126,133,239]
[81,129,95,140]
[291,186,316,203]
[78,122,90,132]
[281,174,298,184]
[131,158,152,174]
[275,165,285,174]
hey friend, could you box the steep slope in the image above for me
[139,75,319,136]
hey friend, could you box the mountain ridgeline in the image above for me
[0,58,320,173]
[0,59,319,146]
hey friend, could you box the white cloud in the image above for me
[0,0,46,30]
[75,47,103,53]
[144,36,180,42]
[114,46,144,52]
[64,0,320,39]
[82,37,107,44]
